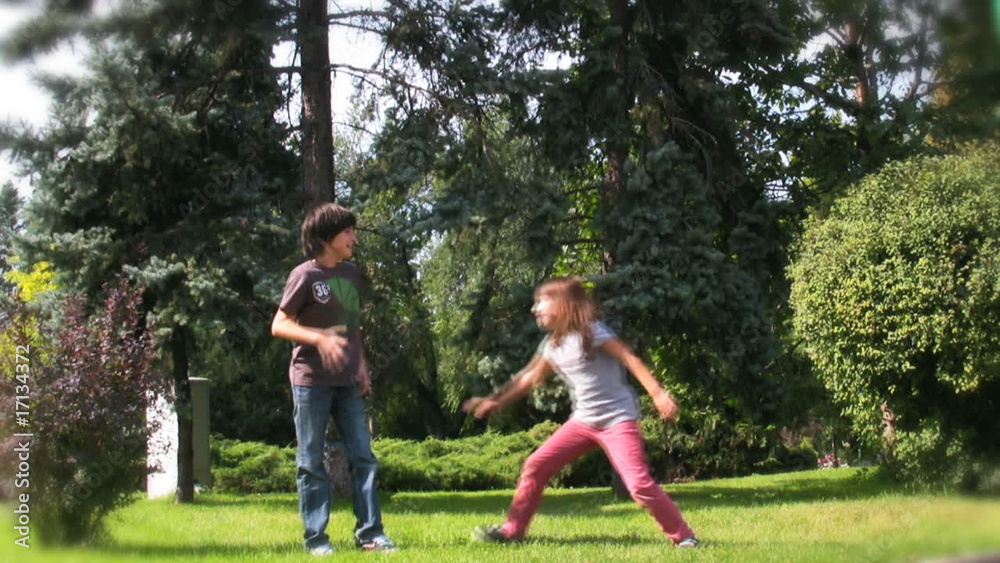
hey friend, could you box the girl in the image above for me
[462,277,700,548]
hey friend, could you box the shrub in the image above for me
[0,280,165,544]
[215,417,812,494]
[210,421,567,494]
[373,421,560,491]
[790,141,1000,489]
[641,415,816,481]
[210,438,297,493]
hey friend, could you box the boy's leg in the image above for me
[502,419,598,539]
[596,420,694,543]
[292,384,336,550]
[330,385,385,544]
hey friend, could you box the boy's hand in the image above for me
[356,360,371,396]
[316,329,348,370]
[654,392,679,422]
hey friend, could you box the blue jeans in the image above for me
[292,384,384,549]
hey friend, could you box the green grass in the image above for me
[2,468,999,562]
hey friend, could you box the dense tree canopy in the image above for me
[1,0,997,489]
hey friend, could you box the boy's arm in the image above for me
[271,308,348,369]
[462,355,554,418]
[601,337,679,422]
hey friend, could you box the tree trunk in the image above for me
[324,442,351,499]
[880,401,896,467]
[831,427,840,468]
[171,326,195,503]
[602,0,631,279]
[607,0,632,501]
[299,0,335,203]
[844,18,876,157]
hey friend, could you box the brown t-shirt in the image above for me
[279,260,363,386]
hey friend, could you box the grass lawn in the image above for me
[2,468,999,562]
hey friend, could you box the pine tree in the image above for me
[0,183,22,305]
[3,0,299,502]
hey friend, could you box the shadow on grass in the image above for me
[528,535,755,550]
[179,494,298,512]
[526,533,665,546]
[386,469,906,515]
[91,542,299,560]
[669,470,906,510]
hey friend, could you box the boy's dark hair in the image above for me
[301,203,356,258]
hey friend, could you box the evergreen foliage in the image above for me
[210,421,604,493]
[0,183,21,306]
[2,0,301,502]
[369,0,809,469]
[210,437,298,494]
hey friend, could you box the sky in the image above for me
[0,2,89,197]
[0,0,386,199]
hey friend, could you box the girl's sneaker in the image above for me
[472,525,516,543]
[676,537,701,548]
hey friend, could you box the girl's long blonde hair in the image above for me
[536,277,598,355]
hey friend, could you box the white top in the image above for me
[540,321,639,429]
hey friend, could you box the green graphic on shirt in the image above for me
[326,277,361,330]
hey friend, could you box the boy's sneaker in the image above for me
[676,537,701,548]
[308,544,334,556]
[472,525,515,543]
[357,535,397,552]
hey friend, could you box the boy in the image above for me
[271,203,395,555]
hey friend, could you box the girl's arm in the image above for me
[601,337,679,421]
[462,355,555,418]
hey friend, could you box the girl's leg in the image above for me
[503,419,598,539]
[597,420,694,543]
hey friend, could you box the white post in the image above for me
[146,377,212,498]
[146,391,178,499]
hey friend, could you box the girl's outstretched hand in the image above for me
[654,392,679,422]
[462,397,501,419]
[461,397,482,413]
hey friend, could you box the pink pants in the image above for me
[500,418,694,542]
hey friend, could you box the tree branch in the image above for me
[905,15,931,101]
[268,63,437,98]
[563,185,601,197]
[792,81,862,116]
[328,9,389,21]
[555,213,594,225]
[333,120,378,137]
[328,21,385,35]
[823,27,847,46]
[556,238,603,246]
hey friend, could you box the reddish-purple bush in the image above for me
[0,279,166,544]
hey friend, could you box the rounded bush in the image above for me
[790,141,1000,489]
